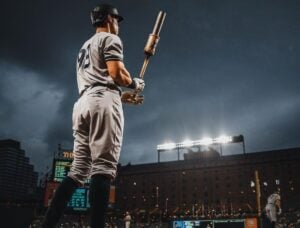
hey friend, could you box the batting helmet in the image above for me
[91,4,123,27]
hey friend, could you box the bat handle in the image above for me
[139,56,150,79]
[135,56,150,98]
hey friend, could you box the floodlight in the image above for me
[181,139,194,147]
[157,134,245,162]
[199,137,213,145]
[215,136,232,144]
[157,142,176,151]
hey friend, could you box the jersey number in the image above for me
[77,44,91,70]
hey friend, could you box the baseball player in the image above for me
[265,191,282,228]
[124,211,132,228]
[42,3,145,228]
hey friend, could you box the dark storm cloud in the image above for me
[1,1,92,80]
[0,0,299,172]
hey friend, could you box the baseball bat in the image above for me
[139,11,166,79]
[122,11,166,105]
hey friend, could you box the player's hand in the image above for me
[121,91,144,105]
[131,78,145,92]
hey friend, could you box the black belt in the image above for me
[80,82,122,97]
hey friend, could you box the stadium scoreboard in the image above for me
[53,160,71,182]
[67,188,90,211]
[173,218,257,228]
[46,152,115,211]
[44,182,90,211]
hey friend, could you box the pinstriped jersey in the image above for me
[76,32,123,95]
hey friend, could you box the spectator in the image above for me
[124,211,132,228]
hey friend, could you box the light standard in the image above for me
[157,135,246,162]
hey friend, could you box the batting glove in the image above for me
[128,78,145,92]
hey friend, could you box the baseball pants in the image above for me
[266,205,277,222]
[68,86,124,185]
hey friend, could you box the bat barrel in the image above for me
[144,11,167,56]
[152,11,167,36]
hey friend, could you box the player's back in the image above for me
[76,32,123,95]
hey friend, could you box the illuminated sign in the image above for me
[53,159,91,184]
[173,220,213,228]
[67,188,88,211]
[173,219,257,228]
[53,160,72,182]
[62,151,73,159]
[50,156,116,211]
[245,218,257,228]
[214,219,244,228]
[45,183,116,211]
[67,186,115,210]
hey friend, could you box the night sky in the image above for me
[0,0,299,173]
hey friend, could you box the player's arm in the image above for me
[106,60,132,87]
[107,60,145,91]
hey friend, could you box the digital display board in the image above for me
[173,218,257,228]
[173,220,213,228]
[67,188,89,211]
[44,182,90,211]
[50,156,116,211]
[53,159,90,184]
[214,219,244,228]
[53,160,71,182]
[45,183,115,211]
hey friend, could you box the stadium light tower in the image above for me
[156,134,245,162]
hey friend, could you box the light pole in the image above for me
[254,170,264,228]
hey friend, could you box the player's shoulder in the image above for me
[94,32,121,43]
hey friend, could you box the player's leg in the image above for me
[89,91,124,179]
[89,174,111,228]
[68,98,92,185]
[269,206,277,228]
[270,221,276,228]
[88,91,124,227]
[42,177,79,228]
[43,99,92,227]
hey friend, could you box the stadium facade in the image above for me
[115,148,300,215]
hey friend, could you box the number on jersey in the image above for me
[77,44,91,70]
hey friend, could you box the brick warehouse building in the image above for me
[115,148,300,215]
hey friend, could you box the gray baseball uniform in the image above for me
[68,32,124,185]
[265,193,281,222]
